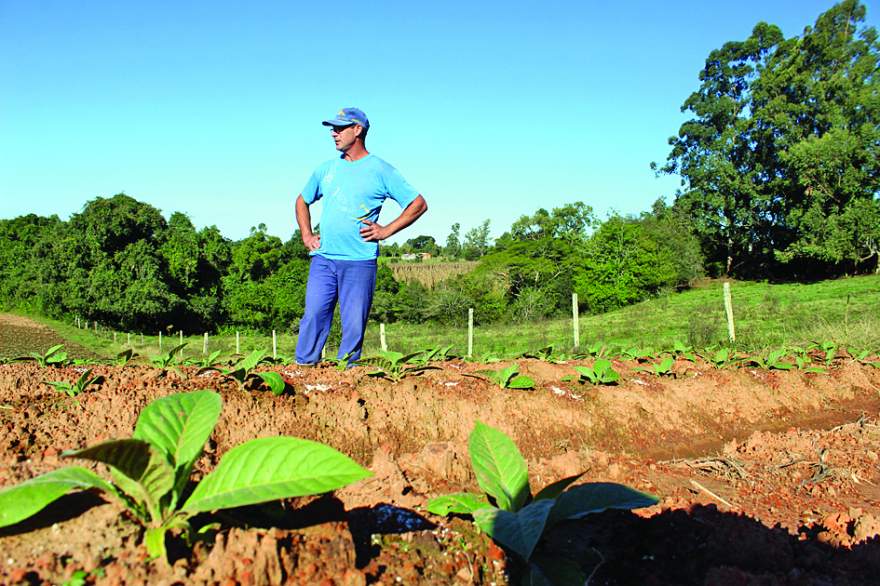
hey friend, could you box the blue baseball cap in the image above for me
[322,107,370,129]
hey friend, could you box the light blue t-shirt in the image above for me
[301,154,419,260]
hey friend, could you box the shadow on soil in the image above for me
[539,505,880,585]
[205,495,436,569]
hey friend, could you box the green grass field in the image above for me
[16,274,880,361]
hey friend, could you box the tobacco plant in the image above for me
[426,421,657,584]
[746,349,794,371]
[791,347,826,373]
[584,342,608,358]
[114,349,139,367]
[566,358,620,385]
[185,350,223,370]
[0,390,371,560]
[471,363,535,390]
[44,368,102,397]
[670,340,697,362]
[706,347,734,368]
[809,341,838,366]
[222,349,286,395]
[363,350,439,382]
[639,356,676,377]
[417,345,459,363]
[14,344,69,367]
[150,343,188,378]
[519,345,556,362]
[618,346,654,363]
[852,349,880,369]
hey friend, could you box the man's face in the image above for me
[330,124,359,152]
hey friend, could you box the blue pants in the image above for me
[295,255,377,364]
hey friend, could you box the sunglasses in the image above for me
[330,124,354,133]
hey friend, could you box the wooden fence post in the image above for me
[203,332,208,355]
[159,331,163,352]
[272,330,277,360]
[236,331,240,355]
[467,308,474,358]
[572,293,580,350]
[380,323,387,352]
[723,282,736,343]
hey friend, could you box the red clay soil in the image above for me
[1,342,879,584]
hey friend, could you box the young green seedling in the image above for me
[222,349,287,395]
[671,340,697,362]
[567,359,620,385]
[852,349,880,369]
[809,341,838,366]
[185,350,223,370]
[648,356,676,377]
[706,347,734,368]
[791,347,826,373]
[585,341,608,358]
[150,343,188,378]
[519,345,557,362]
[426,421,657,582]
[323,352,354,372]
[0,390,371,560]
[114,349,139,367]
[618,346,655,363]
[14,344,69,368]
[44,368,102,398]
[471,363,535,390]
[753,349,794,371]
[363,350,439,383]
[418,345,459,363]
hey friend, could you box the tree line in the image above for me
[0,1,876,332]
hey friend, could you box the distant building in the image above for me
[401,252,432,261]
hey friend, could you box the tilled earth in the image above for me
[1,330,879,584]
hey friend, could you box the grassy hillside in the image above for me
[365,275,880,357]
[12,275,879,361]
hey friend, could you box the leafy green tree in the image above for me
[462,219,492,260]
[404,234,441,256]
[444,222,462,258]
[221,225,286,330]
[658,1,880,278]
[573,216,678,313]
[503,202,595,245]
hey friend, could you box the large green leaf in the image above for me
[425,492,488,516]
[224,349,267,375]
[133,390,222,470]
[533,473,584,501]
[547,482,658,528]
[0,466,115,528]
[66,439,174,521]
[473,499,555,560]
[182,436,372,514]
[507,375,535,390]
[469,421,530,512]
[255,372,287,396]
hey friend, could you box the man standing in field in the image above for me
[294,108,427,365]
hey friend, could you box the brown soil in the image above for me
[1,317,880,584]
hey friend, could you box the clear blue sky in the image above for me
[2,0,877,244]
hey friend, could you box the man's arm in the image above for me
[295,194,321,251]
[359,195,428,242]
